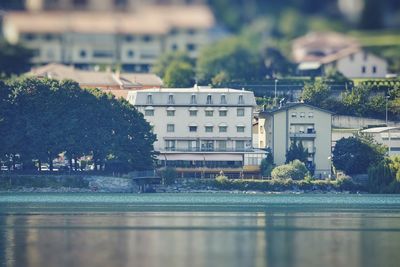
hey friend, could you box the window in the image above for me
[187,44,196,52]
[80,50,87,58]
[217,140,227,151]
[219,126,227,133]
[146,94,153,104]
[300,112,305,118]
[114,0,127,8]
[349,54,354,61]
[238,94,244,104]
[363,52,368,61]
[145,110,154,116]
[143,35,153,42]
[205,110,213,117]
[167,124,175,133]
[220,94,227,104]
[127,50,134,58]
[125,35,134,42]
[373,66,377,73]
[308,112,314,118]
[291,112,297,118]
[187,28,196,35]
[236,141,245,151]
[362,66,366,74]
[190,94,197,104]
[167,110,175,116]
[205,126,213,133]
[189,126,197,132]
[189,110,197,116]
[168,94,174,104]
[24,33,35,41]
[237,126,245,133]
[93,50,114,58]
[237,108,245,117]
[73,0,87,8]
[206,94,213,104]
[166,140,176,151]
[44,34,55,41]
[219,110,227,116]
[171,44,178,51]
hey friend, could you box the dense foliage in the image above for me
[0,41,33,77]
[0,77,156,172]
[285,140,308,164]
[271,160,309,180]
[368,156,400,193]
[333,134,387,175]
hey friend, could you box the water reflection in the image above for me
[2,211,400,267]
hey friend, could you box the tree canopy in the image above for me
[0,77,156,172]
[0,41,33,77]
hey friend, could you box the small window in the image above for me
[205,110,213,117]
[171,44,178,51]
[236,140,245,150]
[146,94,153,104]
[237,108,245,117]
[145,110,154,116]
[300,112,305,118]
[167,124,175,132]
[127,50,134,58]
[114,0,127,9]
[44,34,55,41]
[220,94,227,104]
[168,94,174,105]
[362,66,366,74]
[187,44,196,52]
[189,110,197,116]
[219,126,227,133]
[189,126,197,132]
[308,112,314,118]
[291,112,297,118]
[190,94,197,104]
[24,33,36,41]
[219,110,227,117]
[187,28,196,35]
[372,66,377,73]
[80,50,87,58]
[125,35,135,42]
[73,0,88,8]
[238,95,244,105]
[206,94,213,105]
[143,35,153,42]
[167,110,175,116]
[237,126,245,133]
[205,126,213,133]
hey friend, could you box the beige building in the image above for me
[127,86,265,177]
[293,32,388,78]
[3,3,215,72]
[259,103,333,178]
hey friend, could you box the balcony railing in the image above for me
[164,147,253,152]
[289,131,316,138]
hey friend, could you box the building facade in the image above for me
[260,103,333,178]
[3,4,215,72]
[127,86,265,177]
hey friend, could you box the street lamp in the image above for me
[274,79,278,107]
[385,95,390,126]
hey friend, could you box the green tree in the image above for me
[333,135,386,175]
[196,37,264,85]
[301,80,331,106]
[341,85,372,116]
[271,159,308,180]
[285,139,308,164]
[152,51,193,79]
[164,61,195,88]
[260,152,274,177]
[263,47,295,78]
[0,41,33,77]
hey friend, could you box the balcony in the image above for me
[289,130,316,139]
[164,147,253,153]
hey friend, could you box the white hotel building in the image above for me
[128,87,265,177]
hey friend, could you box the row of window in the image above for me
[361,65,378,74]
[166,124,245,133]
[291,112,314,118]
[145,108,245,117]
[146,94,245,105]
[165,140,248,151]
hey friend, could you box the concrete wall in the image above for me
[332,115,400,129]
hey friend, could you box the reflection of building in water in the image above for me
[3,0,215,72]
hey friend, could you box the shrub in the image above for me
[271,160,308,180]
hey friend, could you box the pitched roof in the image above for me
[28,63,163,87]
[4,5,215,35]
[261,102,335,115]
[292,32,362,64]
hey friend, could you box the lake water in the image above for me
[1,193,400,267]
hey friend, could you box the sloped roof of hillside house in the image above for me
[292,32,361,64]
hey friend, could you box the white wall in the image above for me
[335,51,388,78]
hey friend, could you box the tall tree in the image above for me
[0,41,33,77]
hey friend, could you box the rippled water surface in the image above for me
[1,193,400,267]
